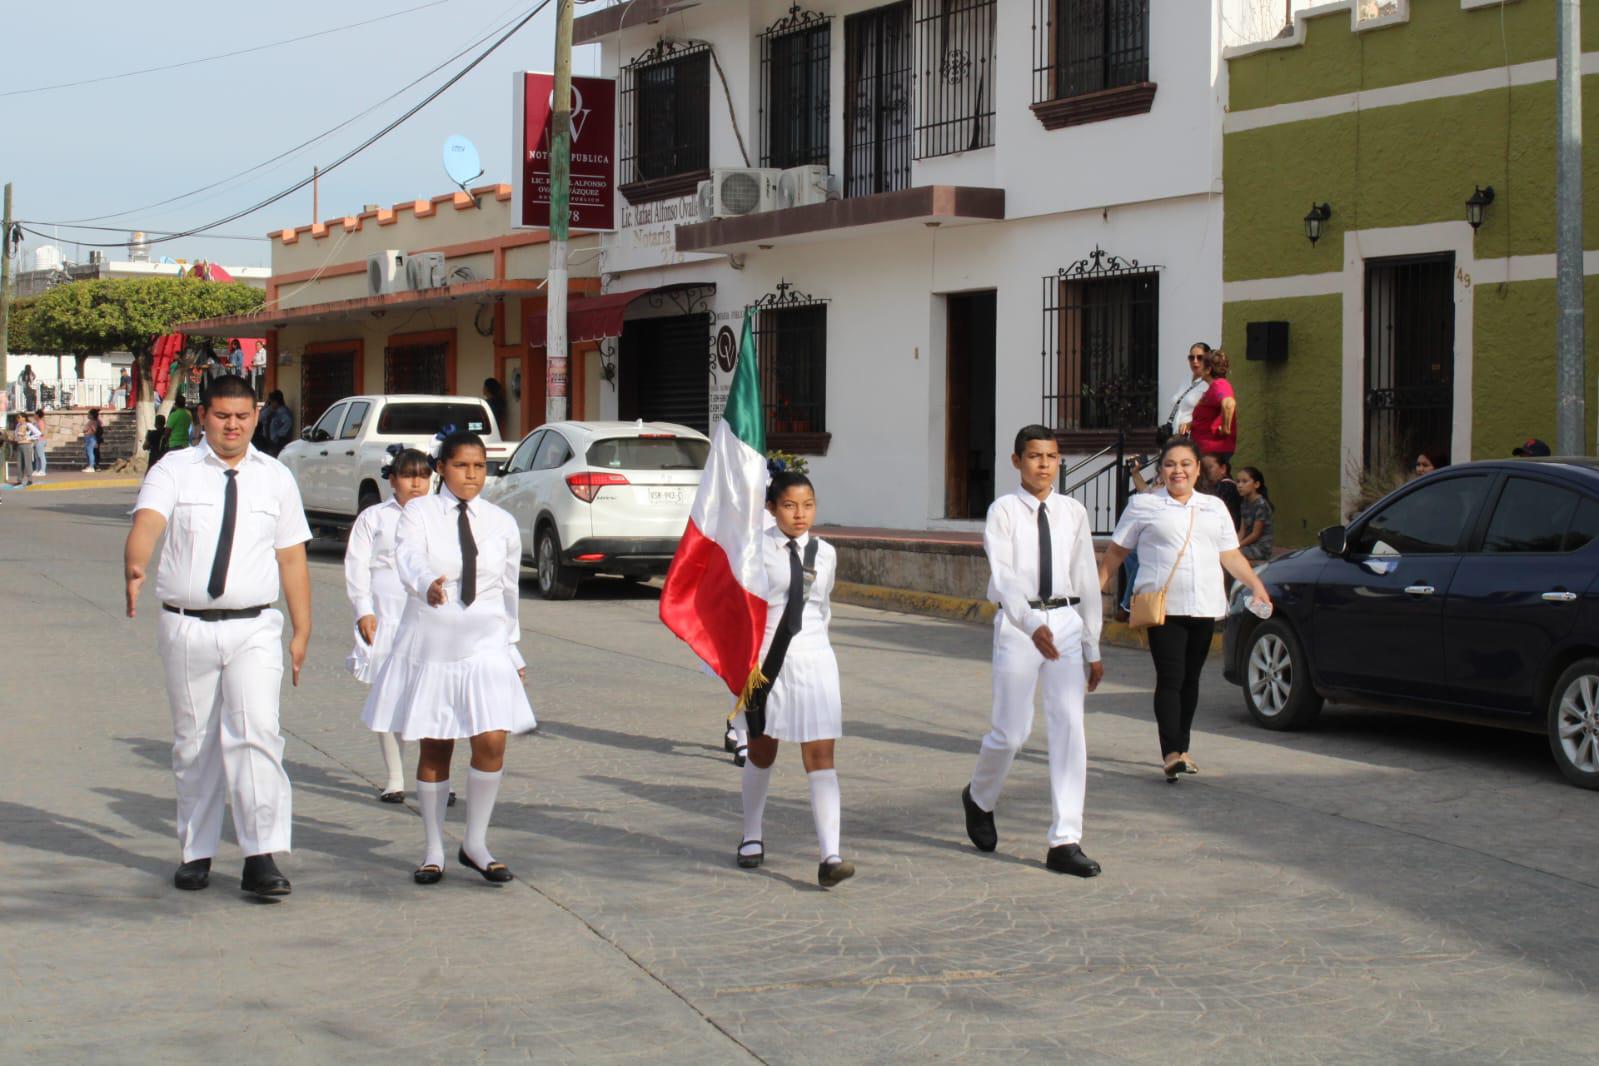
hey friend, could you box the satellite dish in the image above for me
[443,135,484,190]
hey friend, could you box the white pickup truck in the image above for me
[277,394,513,531]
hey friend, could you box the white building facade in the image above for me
[579,0,1260,529]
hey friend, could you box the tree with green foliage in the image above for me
[27,277,263,441]
[4,296,41,356]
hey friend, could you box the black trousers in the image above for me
[1146,615,1216,757]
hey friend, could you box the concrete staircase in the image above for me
[37,409,139,468]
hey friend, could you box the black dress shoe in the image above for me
[736,840,764,869]
[379,790,405,804]
[458,847,514,883]
[1045,843,1101,878]
[962,785,997,853]
[413,864,444,885]
[241,854,292,897]
[174,857,211,891]
[723,723,739,753]
[818,859,856,888]
[733,744,748,768]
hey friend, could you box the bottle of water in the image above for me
[1246,596,1274,620]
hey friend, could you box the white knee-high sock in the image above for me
[733,723,749,749]
[379,732,405,794]
[741,761,771,850]
[463,767,502,868]
[808,769,841,863]
[416,779,449,870]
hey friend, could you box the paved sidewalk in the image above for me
[2,488,1598,1063]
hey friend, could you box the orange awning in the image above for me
[525,288,659,348]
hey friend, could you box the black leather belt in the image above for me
[1028,596,1081,609]
[163,604,270,621]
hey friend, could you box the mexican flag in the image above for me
[659,310,769,699]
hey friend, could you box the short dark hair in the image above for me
[383,448,432,480]
[1202,452,1231,474]
[435,430,487,467]
[172,394,187,408]
[200,374,255,406]
[1159,435,1202,465]
[268,389,285,405]
[1188,341,1213,356]
[1012,424,1057,457]
[766,470,815,506]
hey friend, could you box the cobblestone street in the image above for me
[4,485,1598,1063]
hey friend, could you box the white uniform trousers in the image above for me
[969,606,1088,847]
[158,609,293,861]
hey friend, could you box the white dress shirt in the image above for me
[1112,488,1240,619]
[985,488,1103,662]
[1167,377,1207,430]
[394,488,523,662]
[757,527,836,656]
[344,498,405,620]
[135,444,311,610]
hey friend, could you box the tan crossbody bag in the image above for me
[1128,509,1196,630]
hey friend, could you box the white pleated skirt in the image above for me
[744,634,842,743]
[346,587,407,685]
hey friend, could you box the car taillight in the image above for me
[566,470,629,502]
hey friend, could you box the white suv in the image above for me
[481,420,709,599]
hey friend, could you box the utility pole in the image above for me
[0,183,12,372]
[1556,0,1587,455]
[312,166,320,224]
[545,0,574,425]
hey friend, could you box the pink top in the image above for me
[1191,378,1237,455]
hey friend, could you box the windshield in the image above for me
[585,436,709,471]
[376,403,492,437]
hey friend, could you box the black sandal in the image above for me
[457,847,514,883]
[413,863,444,885]
[379,790,405,804]
[736,840,764,869]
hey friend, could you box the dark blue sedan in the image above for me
[1223,459,1599,789]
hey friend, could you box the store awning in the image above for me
[525,287,682,348]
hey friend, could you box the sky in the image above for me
[4,0,606,271]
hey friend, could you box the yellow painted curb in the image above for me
[11,478,142,492]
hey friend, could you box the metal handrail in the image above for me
[1059,439,1117,483]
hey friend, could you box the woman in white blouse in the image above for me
[1099,438,1272,781]
[344,447,432,803]
[363,432,535,885]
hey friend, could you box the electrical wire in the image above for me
[17,223,268,243]
[0,0,455,98]
[22,0,554,249]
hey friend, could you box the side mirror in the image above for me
[300,427,316,442]
[1318,525,1347,556]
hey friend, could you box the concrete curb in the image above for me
[831,581,1224,655]
[4,478,142,492]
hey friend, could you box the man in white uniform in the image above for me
[124,374,313,898]
[962,425,1104,877]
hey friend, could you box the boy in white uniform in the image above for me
[124,375,313,898]
[961,425,1104,877]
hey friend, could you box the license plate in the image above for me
[648,487,686,505]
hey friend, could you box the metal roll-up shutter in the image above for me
[623,314,709,432]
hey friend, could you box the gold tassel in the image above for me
[734,664,768,711]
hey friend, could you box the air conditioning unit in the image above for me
[695,180,716,223]
[367,250,406,296]
[406,252,447,290]
[778,166,832,210]
[707,167,781,218]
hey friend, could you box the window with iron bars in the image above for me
[761,7,832,171]
[1041,253,1160,433]
[845,2,913,198]
[620,41,712,195]
[913,0,996,159]
[751,284,829,448]
[1030,0,1154,130]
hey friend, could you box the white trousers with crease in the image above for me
[969,606,1088,847]
[158,609,293,861]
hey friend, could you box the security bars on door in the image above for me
[845,2,914,198]
[1040,248,1160,432]
[760,6,833,170]
[913,0,996,158]
[621,40,713,184]
[1031,0,1150,105]
[751,282,830,436]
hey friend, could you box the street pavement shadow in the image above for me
[514,574,662,602]
[538,720,726,761]
[0,799,170,880]
[829,613,992,664]
[32,501,138,524]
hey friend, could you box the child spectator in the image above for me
[1236,466,1274,567]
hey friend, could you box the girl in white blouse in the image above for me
[363,432,535,885]
[1099,438,1271,781]
[735,472,854,889]
[344,448,432,803]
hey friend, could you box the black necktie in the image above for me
[1037,500,1053,600]
[783,539,804,634]
[206,470,238,599]
[457,501,477,606]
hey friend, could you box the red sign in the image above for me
[513,72,616,231]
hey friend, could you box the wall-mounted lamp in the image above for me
[1303,203,1333,246]
[1465,185,1495,230]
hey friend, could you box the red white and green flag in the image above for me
[660,310,768,699]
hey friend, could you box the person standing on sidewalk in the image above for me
[1097,438,1271,782]
[166,395,193,453]
[83,409,104,472]
[123,375,313,898]
[961,425,1105,878]
[32,412,49,478]
[14,413,41,486]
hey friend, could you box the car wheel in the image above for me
[536,526,578,601]
[1242,620,1323,731]
[1548,658,1599,789]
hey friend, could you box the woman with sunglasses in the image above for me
[1168,343,1212,439]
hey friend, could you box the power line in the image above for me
[23,0,552,249]
[17,224,269,243]
[0,0,455,98]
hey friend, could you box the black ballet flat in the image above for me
[818,859,856,888]
[733,744,748,768]
[736,840,764,869]
[413,864,444,885]
[457,847,514,883]
[724,723,739,753]
[379,790,405,804]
